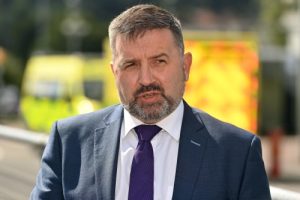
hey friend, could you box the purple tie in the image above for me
[128,125,162,200]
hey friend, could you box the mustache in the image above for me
[134,84,164,97]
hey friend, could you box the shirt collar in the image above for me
[123,100,184,141]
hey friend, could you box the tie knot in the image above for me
[134,125,161,142]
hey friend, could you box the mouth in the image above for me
[137,90,160,98]
[136,91,161,101]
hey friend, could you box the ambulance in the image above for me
[20,53,118,132]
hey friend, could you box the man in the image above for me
[30,4,271,200]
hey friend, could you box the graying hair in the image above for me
[108,4,184,57]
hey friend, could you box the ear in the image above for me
[110,62,117,77]
[183,52,192,81]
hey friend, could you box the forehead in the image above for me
[114,29,179,57]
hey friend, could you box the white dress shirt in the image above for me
[115,101,184,200]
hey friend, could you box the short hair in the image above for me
[108,4,184,57]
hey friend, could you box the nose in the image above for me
[138,64,154,86]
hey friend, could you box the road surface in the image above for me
[0,139,40,200]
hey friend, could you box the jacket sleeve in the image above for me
[238,136,271,200]
[30,121,64,200]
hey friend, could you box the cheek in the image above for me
[163,68,185,93]
[167,66,185,82]
[116,74,137,96]
[159,74,175,92]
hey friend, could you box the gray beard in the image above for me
[124,95,180,123]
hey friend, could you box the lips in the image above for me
[137,91,161,99]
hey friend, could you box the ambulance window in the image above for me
[83,80,104,101]
[32,81,63,99]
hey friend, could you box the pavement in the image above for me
[261,135,300,193]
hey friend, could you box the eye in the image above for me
[122,62,135,70]
[155,58,167,65]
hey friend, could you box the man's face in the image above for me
[111,29,192,124]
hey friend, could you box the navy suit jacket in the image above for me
[30,101,271,200]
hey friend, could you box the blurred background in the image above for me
[0,0,300,199]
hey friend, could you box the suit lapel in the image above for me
[172,101,209,200]
[92,103,209,199]
[94,106,123,200]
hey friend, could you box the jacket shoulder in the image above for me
[191,107,256,142]
[54,104,123,137]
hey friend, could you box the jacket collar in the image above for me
[94,105,123,200]
[172,101,209,199]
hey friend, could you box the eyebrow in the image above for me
[117,53,169,68]
[117,58,137,69]
[150,53,169,60]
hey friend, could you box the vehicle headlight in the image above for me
[77,100,94,114]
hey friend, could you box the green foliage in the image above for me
[0,0,36,89]
[259,0,288,46]
[0,0,36,63]
[2,51,23,87]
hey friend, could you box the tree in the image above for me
[258,0,293,46]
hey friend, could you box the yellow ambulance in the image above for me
[20,53,119,132]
